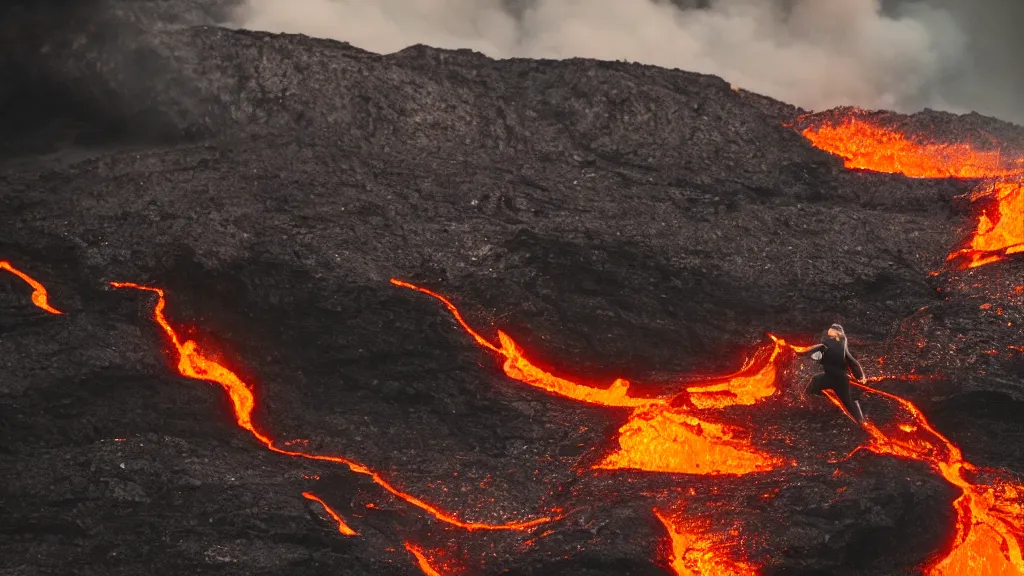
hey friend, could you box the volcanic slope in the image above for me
[3,4,1024,576]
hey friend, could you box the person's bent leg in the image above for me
[804,373,827,397]
[834,379,864,423]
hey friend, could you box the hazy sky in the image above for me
[229,0,1023,124]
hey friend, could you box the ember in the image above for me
[405,542,448,576]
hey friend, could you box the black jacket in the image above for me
[805,334,865,381]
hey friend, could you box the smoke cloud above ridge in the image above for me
[230,0,1017,123]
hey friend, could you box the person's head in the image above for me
[826,324,845,340]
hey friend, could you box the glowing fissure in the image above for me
[404,542,448,576]
[301,491,357,536]
[654,509,759,576]
[393,279,791,477]
[799,114,1024,269]
[110,282,552,532]
[0,261,62,314]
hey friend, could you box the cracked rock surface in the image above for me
[2,1,1023,575]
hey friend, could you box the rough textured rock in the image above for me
[2,2,1023,576]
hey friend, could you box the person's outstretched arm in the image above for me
[845,350,866,382]
[801,344,826,356]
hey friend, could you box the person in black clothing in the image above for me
[800,324,867,424]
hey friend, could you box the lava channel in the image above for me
[822,381,1024,576]
[392,278,791,477]
[302,491,357,536]
[110,281,553,532]
[799,113,1024,269]
[654,509,757,576]
[0,260,62,314]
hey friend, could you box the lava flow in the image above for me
[404,542,449,576]
[0,260,62,314]
[837,383,1024,576]
[110,282,552,532]
[799,114,1024,269]
[654,509,758,576]
[776,335,1024,574]
[392,278,790,477]
[301,491,357,536]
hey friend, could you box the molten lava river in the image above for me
[3,111,1024,575]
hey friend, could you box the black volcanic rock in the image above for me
[2,2,1024,576]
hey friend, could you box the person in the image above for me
[800,324,867,424]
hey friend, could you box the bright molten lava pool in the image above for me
[799,113,1024,269]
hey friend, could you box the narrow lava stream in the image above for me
[0,260,62,315]
[109,282,554,533]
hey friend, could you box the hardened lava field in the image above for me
[3,4,1024,575]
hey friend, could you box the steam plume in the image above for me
[230,0,968,116]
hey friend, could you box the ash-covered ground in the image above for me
[2,2,1024,575]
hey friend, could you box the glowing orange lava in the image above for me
[405,542,447,576]
[799,114,1024,269]
[111,282,552,532]
[302,491,357,536]
[392,279,790,476]
[826,382,1024,575]
[0,261,62,314]
[595,342,789,475]
[947,180,1024,269]
[800,116,1022,179]
[654,509,758,576]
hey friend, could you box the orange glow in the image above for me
[404,542,447,576]
[0,261,62,314]
[835,383,1024,575]
[111,282,552,532]
[684,343,784,409]
[393,279,790,477]
[800,116,1022,179]
[497,331,661,408]
[947,180,1024,269]
[798,114,1024,269]
[595,342,790,475]
[594,400,786,475]
[302,491,357,536]
[654,509,758,576]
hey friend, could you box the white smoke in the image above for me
[230,0,967,114]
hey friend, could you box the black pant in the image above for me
[806,372,859,418]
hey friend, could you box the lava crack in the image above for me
[110,281,553,532]
[0,260,62,314]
